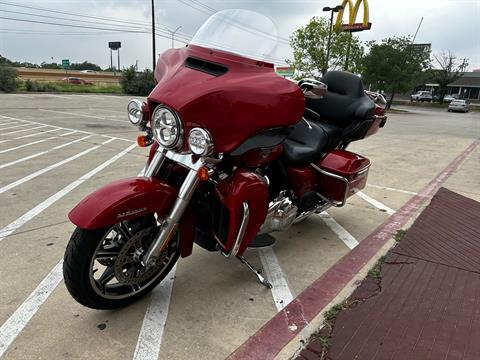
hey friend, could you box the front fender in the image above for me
[69,177,177,229]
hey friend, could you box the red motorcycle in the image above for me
[63,9,387,309]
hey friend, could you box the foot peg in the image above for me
[237,256,273,289]
[247,233,276,248]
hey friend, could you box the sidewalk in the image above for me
[298,188,480,360]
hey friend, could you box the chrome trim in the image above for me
[144,166,200,267]
[223,202,249,258]
[144,148,167,177]
[310,163,350,207]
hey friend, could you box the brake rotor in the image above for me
[113,227,168,285]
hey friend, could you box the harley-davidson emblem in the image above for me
[117,207,147,219]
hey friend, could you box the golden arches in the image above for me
[334,0,370,31]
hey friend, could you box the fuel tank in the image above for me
[148,45,305,154]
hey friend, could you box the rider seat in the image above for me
[306,71,375,128]
[282,119,341,165]
[282,71,376,166]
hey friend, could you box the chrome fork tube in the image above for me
[144,149,166,177]
[144,167,199,267]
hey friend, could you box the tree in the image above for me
[289,16,364,78]
[120,66,155,96]
[69,61,102,71]
[0,67,18,93]
[431,51,468,103]
[362,36,430,108]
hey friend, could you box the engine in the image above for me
[259,191,298,234]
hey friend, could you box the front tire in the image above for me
[63,219,180,309]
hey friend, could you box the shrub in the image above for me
[0,66,17,92]
[120,66,155,96]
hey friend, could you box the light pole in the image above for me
[322,5,344,74]
[167,26,182,48]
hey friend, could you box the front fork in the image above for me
[142,148,203,267]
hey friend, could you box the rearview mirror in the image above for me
[298,78,328,99]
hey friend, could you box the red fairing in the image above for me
[148,45,305,153]
[215,170,268,256]
[69,177,177,229]
[287,166,317,198]
[316,150,370,202]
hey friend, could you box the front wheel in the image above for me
[63,216,180,309]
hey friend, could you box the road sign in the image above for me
[108,42,121,50]
[62,59,70,69]
[276,67,294,78]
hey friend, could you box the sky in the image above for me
[0,0,479,71]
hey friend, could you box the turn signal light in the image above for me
[137,135,149,147]
[197,166,209,181]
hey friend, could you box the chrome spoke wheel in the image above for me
[88,222,178,300]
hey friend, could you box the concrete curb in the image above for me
[227,138,480,360]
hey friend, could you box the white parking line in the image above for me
[132,265,176,360]
[0,262,64,358]
[356,191,396,215]
[0,135,92,170]
[0,138,114,194]
[1,125,48,136]
[0,144,136,356]
[0,137,57,154]
[318,212,359,249]
[258,247,295,311]
[15,128,62,139]
[366,183,418,195]
[0,115,133,142]
[0,142,136,243]
[0,124,31,131]
[39,109,126,123]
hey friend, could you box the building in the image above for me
[424,72,480,101]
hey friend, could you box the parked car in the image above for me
[448,99,470,113]
[443,94,457,103]
[61,77,94,85]
[410,91,432,102]
[80,70,96,74]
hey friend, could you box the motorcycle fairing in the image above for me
[148,45,305,154]
[68,177,177,229]
[214,169,269,256]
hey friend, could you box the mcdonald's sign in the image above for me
[335,0,372,32]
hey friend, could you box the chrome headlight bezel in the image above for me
[188,128,213,156]
[127,99,144,126]
[151,105,183,150]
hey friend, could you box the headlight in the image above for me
[188,128,213,156]
[151,106,183,149]
[127,99,144,125]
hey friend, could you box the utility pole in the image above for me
[322,5,344,75]
[117,48,120,72]
[151,0,156,71]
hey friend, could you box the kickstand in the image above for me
[237,256,273,289]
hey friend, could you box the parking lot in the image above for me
[0,93,478,360]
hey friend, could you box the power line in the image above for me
[0,1,195,39]
[178,0,291,45]
[0,15,190,44]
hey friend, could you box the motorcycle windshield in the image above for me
[190,9,278,64]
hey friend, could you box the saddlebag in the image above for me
[313,150,370,206]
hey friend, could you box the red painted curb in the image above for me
[227,138,480,360]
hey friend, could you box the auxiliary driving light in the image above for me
[127,99,144,125]
[188,128,213,156]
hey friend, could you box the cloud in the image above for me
[1,0,479,69]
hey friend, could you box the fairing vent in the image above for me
[185,57,228,77]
